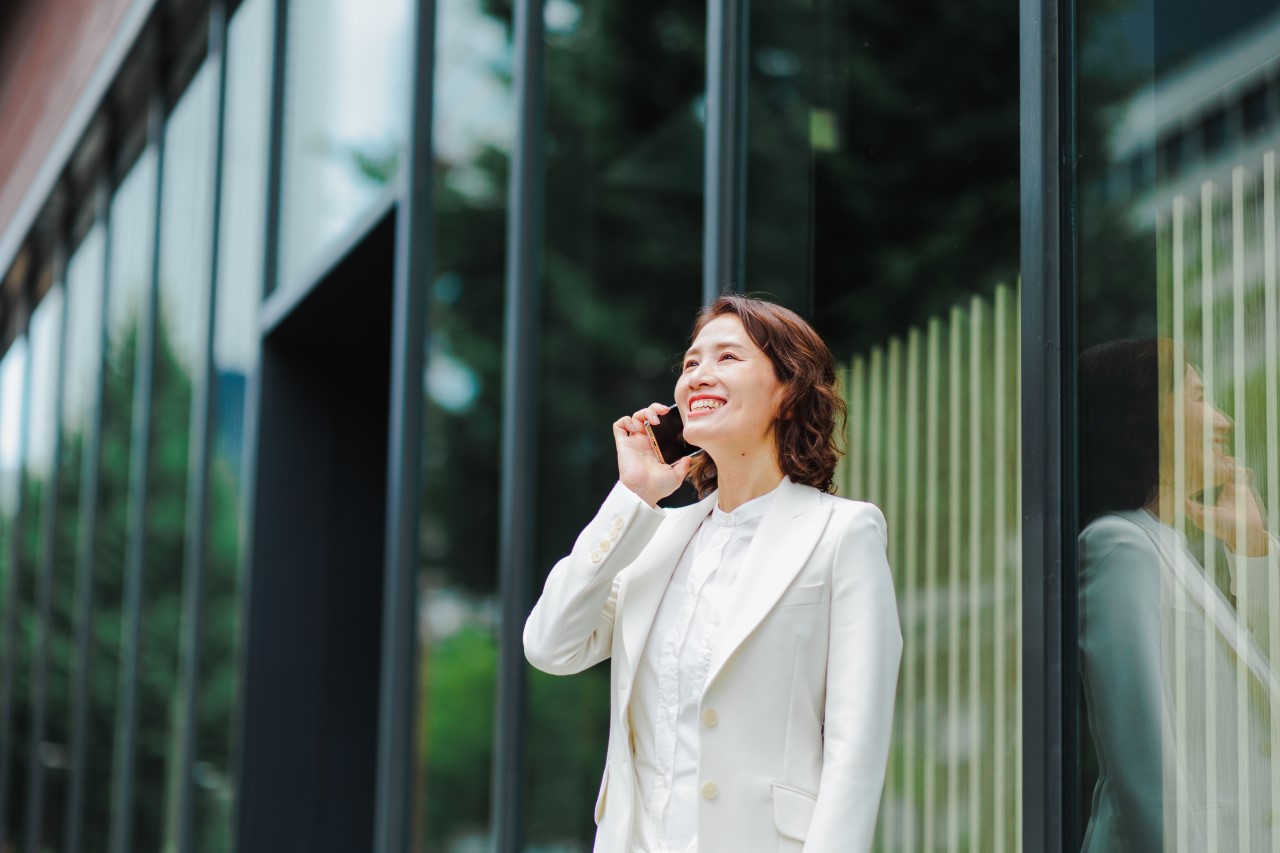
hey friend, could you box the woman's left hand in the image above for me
[1186,466,1270,557]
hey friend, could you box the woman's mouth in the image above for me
[687,398,726,418]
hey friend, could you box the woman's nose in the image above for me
[686,364,716,387]
[1214,407,1233,433]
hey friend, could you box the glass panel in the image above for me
[742,0,1023,848]
[3,283,65,851]
[194,0,272,845]
[141,61,217,851]
[525,1,705,849]
[414,0,512,847]
[40,225,106,850]
[1077,2,1280,850]
[277,0,411,289]
[89,148,156,853]
[0,337,28,846]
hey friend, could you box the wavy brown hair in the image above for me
[686,294,846,497]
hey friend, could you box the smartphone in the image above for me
[644,405,701,465]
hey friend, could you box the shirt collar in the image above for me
[710,480,782,527]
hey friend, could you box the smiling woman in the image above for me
[525,294,903,853]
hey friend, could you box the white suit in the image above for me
[524,477,902,853]
[1079,509,1280,852]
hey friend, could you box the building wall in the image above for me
[0,0,137,235]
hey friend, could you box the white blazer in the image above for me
[524,476,903,853]
[1079,510,1279,853]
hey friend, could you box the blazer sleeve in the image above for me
[1078,517,1165,850]
[805,503,903,853]
[1223,533,1280,662]
[523,482,665,675]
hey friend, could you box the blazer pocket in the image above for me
[594,766,609,825]
[772,781,818,841]
[776,582,824,608]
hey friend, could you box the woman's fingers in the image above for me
[629,403,671,427]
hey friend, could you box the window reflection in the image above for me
[526,0,705,848]
[0,337,27,847]
[1079,341,1279,850]
[142,59,217,852]
[1078,1,1280,849]
[416,0,512,847]
[742,0,1023,847]
[195,0,273,845]
[41,224,107,851]
[4,280,63,852]
[86,148,156,853]
[278,0,411,289]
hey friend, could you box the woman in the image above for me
[524,295,902,853]
[1078,338,1278,852]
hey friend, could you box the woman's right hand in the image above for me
[614,403,694,508]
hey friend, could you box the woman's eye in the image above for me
[719,352,739,362]
[683,360,698,370]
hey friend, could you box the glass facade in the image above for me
[6,0,1276,848]
[278,0,412,288]
[525,2,706,849]
[1076,0,1280,849]
[414,0,511,846]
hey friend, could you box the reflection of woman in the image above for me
[525,295,902,853]
[1078,338,1277,852]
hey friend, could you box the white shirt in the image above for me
[629,485,778,853]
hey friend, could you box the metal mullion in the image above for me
[373,0,437,848]
[108,87,166,853]
[24,236,71,853]
[0,266,35,841]
[64,172,112,853]
[1019,0,1077,843]
[172,4,230,850]
[702,0,748,302]
[229,0,285,840]
[490,0,543,848]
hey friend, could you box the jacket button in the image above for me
[611,515,625,530]
[701,781,718,800]
[590,550,602,563]
[702,708,718,727]
[598,539,611,552]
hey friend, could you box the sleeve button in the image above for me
[590,550,603,563]
[701,781,718,800]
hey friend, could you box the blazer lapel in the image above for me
[618,492,717,688]
[704,478,832,691]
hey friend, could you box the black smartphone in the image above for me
[644,405,701,464]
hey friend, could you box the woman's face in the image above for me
[675,314,786,458]
[1162,365,1234,490]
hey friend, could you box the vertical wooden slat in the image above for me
[1263,149,1280,852]
[834,366,851,498]
[1171,193,1191,853]
[850,357,866,500]
[885,337,903,850]
[869,347,885,509]
[993,284,1010,853]
[923,317,942,853]
[1231,166,1251,844]
[1201,179,1221,853]
[945,306,963,853]
[903,329,922,852]
[968,296,984,850]
[1014,281,1024,853]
